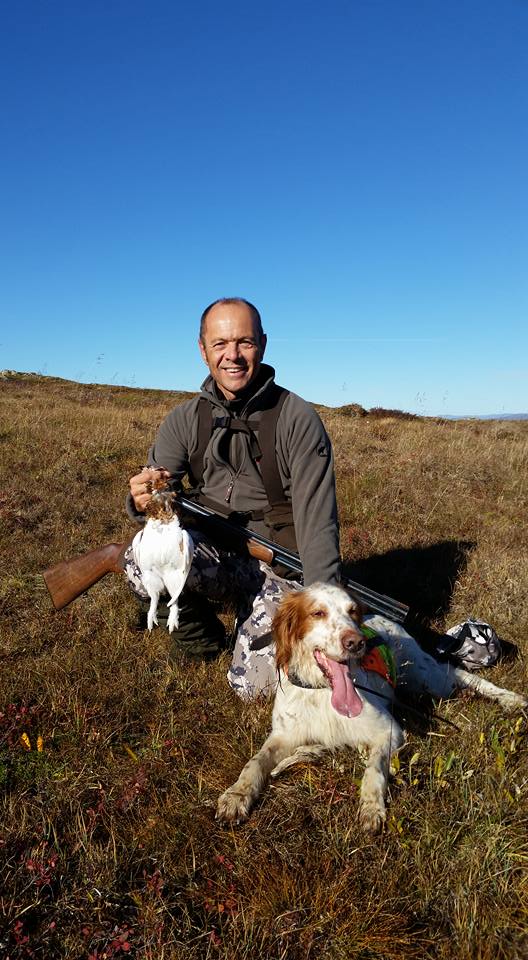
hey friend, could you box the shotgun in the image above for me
[42,494,410,624]
[42,536,136,611]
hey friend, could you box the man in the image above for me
[126,297,340,697]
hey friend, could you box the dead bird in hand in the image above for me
[132,475,194,632]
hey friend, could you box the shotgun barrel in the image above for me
[175,495,409,624]
[42,496,409,624]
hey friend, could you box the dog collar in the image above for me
[284,668,327,690]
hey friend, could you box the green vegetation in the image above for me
[1,373,527,958]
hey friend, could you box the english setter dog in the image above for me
[217,583,527,833]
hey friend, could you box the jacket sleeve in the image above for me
[125,400,194,523]
[147,400,194,479]
[279,396,341,585]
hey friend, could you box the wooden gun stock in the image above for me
[42,537,134,610]
[41,497,409,624]
[246,539,274,565]
[42,534,272,612]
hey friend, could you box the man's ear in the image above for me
[259,333,267,359]
[198,337,208,364]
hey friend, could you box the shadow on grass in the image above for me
[343,539,518,661]
[342,538,474,618]
[344,539,472,657]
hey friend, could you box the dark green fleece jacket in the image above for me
[128,364,340,586]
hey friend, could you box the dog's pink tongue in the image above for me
[314,652,363,718]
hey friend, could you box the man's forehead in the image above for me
[203,303,259,339]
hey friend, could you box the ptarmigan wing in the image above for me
[132,520,194,633]
[164,528,194,632]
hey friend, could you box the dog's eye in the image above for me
[310,609,326,619]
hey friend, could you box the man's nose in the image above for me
[225,341,242,361]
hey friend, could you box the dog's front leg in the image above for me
[359,724,404,834]
[216,734,293,823]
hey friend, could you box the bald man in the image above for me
[126,297,340,698]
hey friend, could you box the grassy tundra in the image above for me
[1,372,527,960]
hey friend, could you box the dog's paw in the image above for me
[359,800,386,835]
[499,691,528,713]
[216,788,252,824]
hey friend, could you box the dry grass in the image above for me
[1,372,527,959]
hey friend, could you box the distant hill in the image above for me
[1,370,526,421]
[444,413,528,421]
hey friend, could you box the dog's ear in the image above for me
[272,591,306,673]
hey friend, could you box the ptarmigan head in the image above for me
[144,476,180,524]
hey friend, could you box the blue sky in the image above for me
[1,0,527,415]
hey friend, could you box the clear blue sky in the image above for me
[1,0,527,415]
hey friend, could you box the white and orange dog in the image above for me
[217,583,526,832]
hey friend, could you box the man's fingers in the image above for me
[141,466,170,476]
[134,493,152,512]
[132,467,162,481]
[129,466,171,512]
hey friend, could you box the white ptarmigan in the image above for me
[132,479,194,632]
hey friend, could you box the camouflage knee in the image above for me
[123,544,149,600]
[227,568,299,699]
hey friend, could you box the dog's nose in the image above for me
[340,629,365,656]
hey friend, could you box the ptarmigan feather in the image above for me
[132,486,194,632]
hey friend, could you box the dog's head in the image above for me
[272,583,366,676]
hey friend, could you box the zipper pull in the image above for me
[225,480,234,503]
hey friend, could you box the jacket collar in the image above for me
[199,364,277,418]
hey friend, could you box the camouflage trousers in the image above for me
[123,529,299,699]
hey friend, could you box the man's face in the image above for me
[198,302,267,400]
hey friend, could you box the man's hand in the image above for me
[129,467,170,513]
